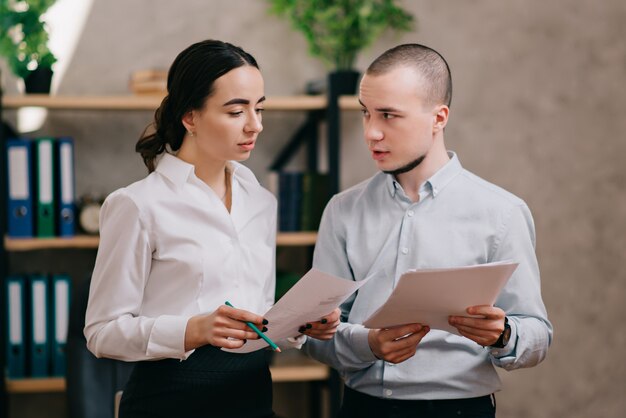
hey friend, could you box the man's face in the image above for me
[359,66,439,173]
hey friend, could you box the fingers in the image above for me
[211,305,272,344]
[455,326,498,347]
[219,305,266,328]
[211,316,261,340]
[368,325,430,363]
[449,307,506,346]
[304,319,341,340]
[466,305,505,319]
[298,308,342,341]
[212,337,248,350]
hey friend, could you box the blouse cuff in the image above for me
[146,314,194,360]
[284,334,308,350]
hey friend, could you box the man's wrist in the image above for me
[490,316,511,348]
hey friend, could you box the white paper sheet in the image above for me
[362,261,518,335]
[225,268,368,353]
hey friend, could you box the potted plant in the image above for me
[268,0,414,94]
[0,0,57,93]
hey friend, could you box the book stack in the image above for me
[129,69,167,95]
[270,171,331,232]
[5,137,76,238]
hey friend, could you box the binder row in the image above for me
[4,274,72,378]
[5,137,76,238]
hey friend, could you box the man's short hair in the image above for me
[367,44,452,107]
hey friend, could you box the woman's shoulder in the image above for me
[103,173,161,212]
[231,162,276,204]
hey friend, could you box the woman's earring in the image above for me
[188,130,195,137]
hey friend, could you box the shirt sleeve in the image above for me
[488,203,553,370]
[302,197,378,372]
[84,190,193,361]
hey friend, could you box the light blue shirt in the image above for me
[302,152,552,400]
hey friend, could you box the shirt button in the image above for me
[386,362,394,367]
[385,389,393,397]
[407,210,414,217]
[401,247,409,255]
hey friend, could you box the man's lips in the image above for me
[371,149,389,160]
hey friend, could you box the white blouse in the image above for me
[84,153,277,361]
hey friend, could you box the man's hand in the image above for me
[184,305,266,351]
[298,308,341,341]
[448,305,506,346]
[367,323,430,364]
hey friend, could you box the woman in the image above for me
[84,40,339,418]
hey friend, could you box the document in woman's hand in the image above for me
[224,268,370,353]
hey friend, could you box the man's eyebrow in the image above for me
[223,96,266,106]
[358,99,401,113]
[375,106,402,113]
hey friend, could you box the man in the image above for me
[301,44,552,418]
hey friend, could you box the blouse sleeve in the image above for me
[83,189,193,361]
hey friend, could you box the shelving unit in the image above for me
[1,92,356,418]
[2,94,359,111]
[5,351,329,394]
[4,232,317,251]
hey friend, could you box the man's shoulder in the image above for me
[457,169,527,209]
[329,172,386,207]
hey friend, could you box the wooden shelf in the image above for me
[4,235,99,250]
[1,94,359,111]
[5,354,328,393]
[5,377,65,393]
[276,231,317,246]
[1,94,326,111]
[4,232,316,251]
[270,350,329,382]
[338,95,361,110]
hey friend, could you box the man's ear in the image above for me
[181,110,195,134]
[433,105,449,133]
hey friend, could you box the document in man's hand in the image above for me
[224,268,368,353]
[362,261,518,335]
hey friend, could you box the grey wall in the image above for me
[3,0,625,417]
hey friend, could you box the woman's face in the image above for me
[182,65,265,164]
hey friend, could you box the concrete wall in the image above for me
[3,0,625,417]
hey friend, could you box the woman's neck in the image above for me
[177,147,230,207]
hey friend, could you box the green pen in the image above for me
[224,301,281,352]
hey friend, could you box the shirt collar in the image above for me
[155,153,254,190]
[155,153,195,188]
[427,151,463,198]
[384,151,463,199]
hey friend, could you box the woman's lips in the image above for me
[239,141,255,151]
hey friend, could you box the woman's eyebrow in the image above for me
[223,96,266,106]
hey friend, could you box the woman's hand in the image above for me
[298,308,341,341]
[184,305,267,350]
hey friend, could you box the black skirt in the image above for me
[119,345,275,418]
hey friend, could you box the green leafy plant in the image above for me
[268,0,414,70]
[0,0,57,79]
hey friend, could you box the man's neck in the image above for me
[395,144,449,202]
